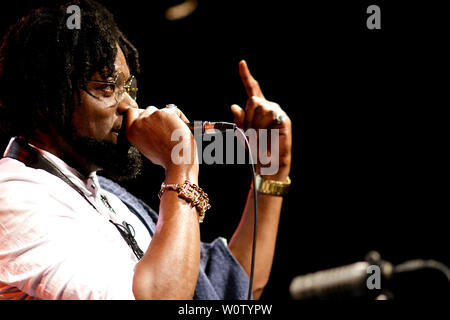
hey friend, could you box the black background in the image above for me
[0,0,448,301]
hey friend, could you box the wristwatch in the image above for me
[254,174,291,196]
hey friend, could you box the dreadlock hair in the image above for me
[0,0,140,140]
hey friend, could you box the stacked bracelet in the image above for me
[158,180,211,223]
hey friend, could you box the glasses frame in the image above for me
[87,72,138,102]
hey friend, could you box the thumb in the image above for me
[230,104,245,129]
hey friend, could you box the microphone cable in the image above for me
[187,120,258,300]
[393,259,450,281]
[235,127,258,300]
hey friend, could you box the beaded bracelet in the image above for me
[158,180,211,223]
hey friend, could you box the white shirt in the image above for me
[0,139,151,299]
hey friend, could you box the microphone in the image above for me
[165,105,236,133]
[290,262,371,300]
[289,252,393,300]
[186,121,236,134]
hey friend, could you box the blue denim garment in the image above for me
[98,176,250,300]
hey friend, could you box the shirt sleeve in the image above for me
[194,238,251,300]
[0,178,137,300]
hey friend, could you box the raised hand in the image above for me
[230,60,292,180]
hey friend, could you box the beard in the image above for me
[65,126,143,182]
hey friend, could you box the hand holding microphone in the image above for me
[124,104,198,175]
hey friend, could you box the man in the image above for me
[0,0,292,300]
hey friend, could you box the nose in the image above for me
[117,92,139,115]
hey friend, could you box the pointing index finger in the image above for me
[239,60,265,99]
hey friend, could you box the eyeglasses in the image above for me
[87,72,138,103]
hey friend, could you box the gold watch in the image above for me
[254,174,291,196]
